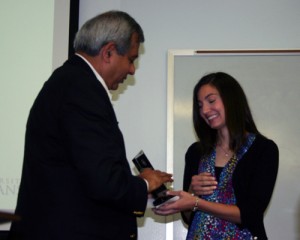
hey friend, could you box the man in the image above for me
[9,11,172,240]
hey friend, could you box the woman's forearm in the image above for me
[196,198,241,224]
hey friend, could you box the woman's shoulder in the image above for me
[242,134,279,168]
[254,134,279,152]
[185,142,202,164]
[186,141,201,155]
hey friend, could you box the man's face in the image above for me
[106,33,140,90]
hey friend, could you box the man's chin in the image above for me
[110,84,119,91]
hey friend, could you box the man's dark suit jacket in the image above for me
[9,55,148,240]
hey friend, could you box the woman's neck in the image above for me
[217,127,230,149]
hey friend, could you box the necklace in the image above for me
[217,144,231,157]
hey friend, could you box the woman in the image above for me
[153,72,279,239]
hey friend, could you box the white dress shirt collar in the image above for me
[75,53,112,101]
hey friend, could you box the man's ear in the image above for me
[101,42,116,62]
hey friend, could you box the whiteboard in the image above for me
[166,49,300,240]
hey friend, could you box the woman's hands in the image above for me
[152,190,196,216]
[153,173,241,224]
[152,172,218,216]
[190,172,217,196]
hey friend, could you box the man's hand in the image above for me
[139,168,173,193]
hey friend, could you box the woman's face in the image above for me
[197,84,226,130]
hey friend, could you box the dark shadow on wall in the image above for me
[68,0,79,57]
[297,197,300,239]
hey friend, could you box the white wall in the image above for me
[79,1,300,239]
[0,0,69,230]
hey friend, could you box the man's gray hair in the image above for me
[73,10,144,56]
